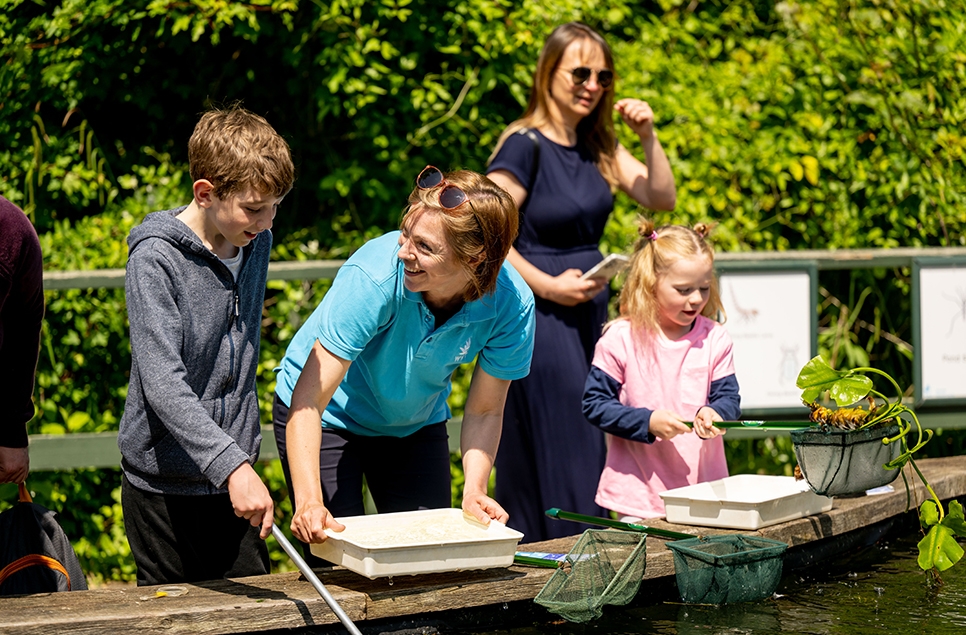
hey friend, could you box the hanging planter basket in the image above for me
[790,423,902,497]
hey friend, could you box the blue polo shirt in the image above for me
[274,232,535,437]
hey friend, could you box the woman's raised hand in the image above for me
[615,98,656,140]
[543,268,608,306]
[291,500,346,544]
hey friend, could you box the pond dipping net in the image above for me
[667,535,788,605]
[534,529,647,623]
[790,424,902,497]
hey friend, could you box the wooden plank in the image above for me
[4,457,961,634]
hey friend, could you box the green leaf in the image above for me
[918,524,965,572]
[941,500,966,537]
[920,500,940,528]
[796,356,845,402]
[827,375,874,407]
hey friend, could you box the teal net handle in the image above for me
[545,508,693,540]
[684,420,813,430]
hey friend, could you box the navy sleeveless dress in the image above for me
[488,129,611,542]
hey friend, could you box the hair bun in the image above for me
[693,222,714,238]
[637,218,655,238]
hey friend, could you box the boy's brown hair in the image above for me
[188,106,294,200]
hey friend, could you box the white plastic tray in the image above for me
[309,508,524,579]
[659,474,833,530]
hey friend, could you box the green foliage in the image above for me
[918,500,966,573]
[4,0,966,584]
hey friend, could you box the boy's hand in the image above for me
[648,409,691,440]
[693,407,725,439]
[227,462,275,539]
[291,500,345,544]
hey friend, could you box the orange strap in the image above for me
[0,555,71,591]
[18,482,32,503]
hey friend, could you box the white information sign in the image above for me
[917,265,966,403]
[719,270,813,411]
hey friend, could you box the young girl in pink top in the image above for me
[582,220,740,521]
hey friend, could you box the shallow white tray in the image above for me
[659,474,833,530]
[309,508,524,579]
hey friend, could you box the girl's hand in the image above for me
[542,269,608,306]
[290,500,346,544]
[649,409,692,440]
[615,99,656,140]
[693,407,725,439]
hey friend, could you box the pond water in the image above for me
[379,514,965,635]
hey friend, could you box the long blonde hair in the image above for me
[618,219,724,337]
[486,22,619,189]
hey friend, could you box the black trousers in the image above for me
[121,475,270,586]
[272,394,451,565]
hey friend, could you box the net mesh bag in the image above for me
[667,535,787,605]
[534,529,647,623]
[790,423,901,496]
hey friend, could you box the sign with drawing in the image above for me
[913,258,966,406]
[718,265,817,413]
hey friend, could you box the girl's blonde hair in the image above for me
[486,22,619,189]
[403,170,518,303]
[618,219,725,337]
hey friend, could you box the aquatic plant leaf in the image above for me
[827,376,874,407]
[917,524,964,572]
[797,356,846,402]
[941,500,966,537]
[920,500,940,528]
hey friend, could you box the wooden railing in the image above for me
[30,246,966,471]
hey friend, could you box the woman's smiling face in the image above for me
[397,206,472,307]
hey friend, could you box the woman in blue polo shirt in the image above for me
[273,167,535,549]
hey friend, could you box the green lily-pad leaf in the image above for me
[797,356,845,402]
[918,524,965,572]
[827,375,874,407]
[942,500,966,537]
[920,500,940,528]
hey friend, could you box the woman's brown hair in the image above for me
[486,22,619,189]
[403,170,519,302]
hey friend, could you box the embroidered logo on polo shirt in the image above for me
[456,337,472,362]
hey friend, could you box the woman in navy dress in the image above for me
[487,22,677,541]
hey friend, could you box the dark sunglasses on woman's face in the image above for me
[568,67,614,89]
[416,166,469,210]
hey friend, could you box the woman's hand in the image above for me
[290,500,346,544]
[693,406,726,439]
[648,409,692,440]
[462,493,509,526]
[543,269,608,306]
[615,98,656,140]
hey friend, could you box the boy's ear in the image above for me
[193,180,215,208]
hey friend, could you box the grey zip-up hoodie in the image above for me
[118,208,269,495]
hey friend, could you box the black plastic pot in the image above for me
[790,423,902,497]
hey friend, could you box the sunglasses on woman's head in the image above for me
[416,166,469,210]
[568,67,614,89]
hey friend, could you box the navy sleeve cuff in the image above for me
[705,374,741,421]
[582,366,656,444]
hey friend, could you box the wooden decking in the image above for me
[2,456,964,634]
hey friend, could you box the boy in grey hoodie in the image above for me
[118,107,294,585]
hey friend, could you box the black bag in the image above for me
[0,483,88,594]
